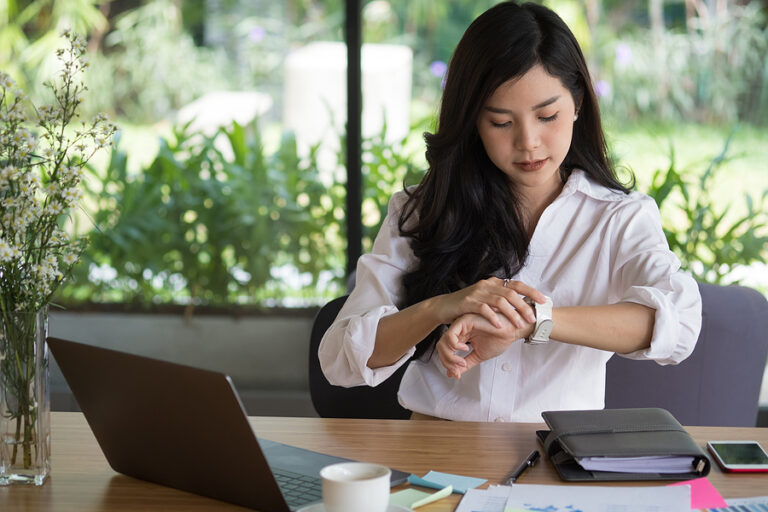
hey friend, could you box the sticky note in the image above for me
[668,477,728,509]
[390,485,452,509]
[408,470,487,494]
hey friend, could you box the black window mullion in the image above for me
[345,0,362,279]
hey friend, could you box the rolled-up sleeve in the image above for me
[612,197,702,364]
[318,191,418,387]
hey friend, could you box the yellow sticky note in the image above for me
[390,485,453,509]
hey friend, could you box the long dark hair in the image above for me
[398,1,632,358]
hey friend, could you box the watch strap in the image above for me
[524,295,553,345]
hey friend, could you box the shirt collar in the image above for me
[559,169,627,202]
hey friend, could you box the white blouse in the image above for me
[318,170,702,422]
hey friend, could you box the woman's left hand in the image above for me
[436,312,533,379]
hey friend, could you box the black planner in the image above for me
[537,407,711,482]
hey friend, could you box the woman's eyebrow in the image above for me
[483,95,561,114]
[532,95,560,110]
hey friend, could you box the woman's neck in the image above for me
[519,179,564,237]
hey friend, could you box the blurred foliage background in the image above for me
[1,0,766,308]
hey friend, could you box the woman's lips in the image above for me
[514,158,548,172]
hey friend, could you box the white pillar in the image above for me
[283,42,413,177]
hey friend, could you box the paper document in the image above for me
[577,455,697,473]
[706,496,768,512]
[455,486,511,512]
[668,477,727,509]
[504,484,690,512]
[456,483,691,512]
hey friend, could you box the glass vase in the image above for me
[0,306,50,485]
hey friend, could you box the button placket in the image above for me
[487,352,519,423]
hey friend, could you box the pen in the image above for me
[502,449,540,485]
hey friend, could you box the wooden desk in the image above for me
[2,413,767,511]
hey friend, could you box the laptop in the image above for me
[48,336,409,511]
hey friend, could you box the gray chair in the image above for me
[605,282,768,427]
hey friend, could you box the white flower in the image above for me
[18,175,40,197]
[72,36,86,53]
[0,240,14,262]
[0,31,115,318]
[46,202,65,215]
[1,73,15,90]
[0,165,16,179]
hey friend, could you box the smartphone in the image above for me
[707,441,768,472]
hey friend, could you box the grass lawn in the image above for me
[608,120,768,292]
[606,120,768,209]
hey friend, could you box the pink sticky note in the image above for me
[668,477,728,509]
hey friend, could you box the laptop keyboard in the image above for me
[272,467,323,508]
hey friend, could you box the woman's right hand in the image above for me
[436,311,530,378]
[432,277,545,330]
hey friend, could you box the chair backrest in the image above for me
[605,282,768,426]
[308,296,411,419]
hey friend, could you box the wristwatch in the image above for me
[524,295,553,345]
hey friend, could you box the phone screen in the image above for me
[710,442,768,465]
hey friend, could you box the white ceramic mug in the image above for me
[320,462,391,512]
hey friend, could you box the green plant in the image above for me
[0,0,108,105]
[360,121,425,252]
[596,0,768,125]
[60,119,345,307]
[83,0,229,122]
[646,135,768,285]
[56,115,430,308]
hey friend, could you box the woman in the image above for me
[318,1,701,422]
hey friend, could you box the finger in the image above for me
[488,295,530,328]
[437,343,469,370]
[462,351,483,373]
[477,302,503,329]
[442,358,466,379]
[441,324,471,353]
[437,334,469,370]
[499,279,547,303]
[494,289,537,324]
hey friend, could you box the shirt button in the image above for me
[501,362,513,372]
[494,417,504,422]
